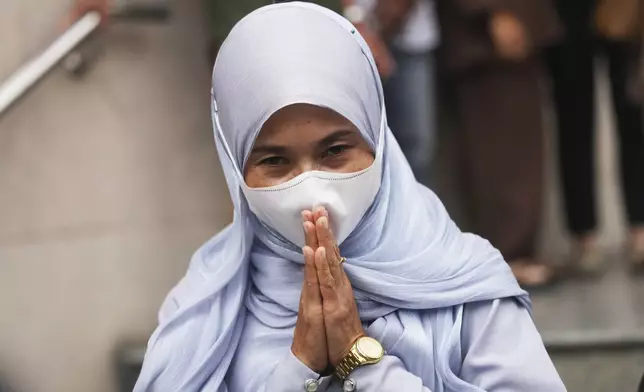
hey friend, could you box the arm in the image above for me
[460,299,567,391]
[223,311,324,392]
[374,0,416,40]
[338,0,409,79]
[341,0,415,40]
[271,299,564,392]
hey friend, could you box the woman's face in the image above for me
[244,104,375,188]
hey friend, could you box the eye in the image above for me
[324,144,349,158]
[258,156,289,166]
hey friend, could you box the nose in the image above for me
[291,158,321,179]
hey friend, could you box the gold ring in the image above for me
[339,257,346,265]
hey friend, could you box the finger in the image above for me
[314,210,333,249]
[315,215,343,282]
[313,206,327,222]
[302,210,319,249]
[301,246,322,305]
[303,218,319,251]
[303,221,319,249]
[302,210,314,223]
[315,247,337,300]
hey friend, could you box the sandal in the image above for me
[571,235,606,277]
[509,259,560,290]
[630,227,644,275]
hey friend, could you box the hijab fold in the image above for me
[134,3,529,391]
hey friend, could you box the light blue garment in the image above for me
[247,298,565,391]
[134,3,530,391]
[384,49,437,186]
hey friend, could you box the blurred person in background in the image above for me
[345,0,439,185]
[133,4,564,391]
[547,0,644,275]
[436,2,562,289]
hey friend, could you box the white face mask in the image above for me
[241,146,382,248]
[213,98,386,249]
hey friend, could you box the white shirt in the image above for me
[356,0,439,53]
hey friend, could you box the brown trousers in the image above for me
[454,60,545,260]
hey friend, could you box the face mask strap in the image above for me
[377,108,386,157]
[344,20,387,159]
[212,98,247,185]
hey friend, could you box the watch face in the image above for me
[356,337,384,360]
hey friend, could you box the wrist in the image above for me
[333,335,385,380]
[331,331,366,367]
[291,346,326,373]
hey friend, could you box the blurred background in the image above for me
[1,0,643,391]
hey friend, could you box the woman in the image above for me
[547,0,644,274]
[134,3,565,391]
[435,1,562,288]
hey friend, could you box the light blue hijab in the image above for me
[134,3,529,391]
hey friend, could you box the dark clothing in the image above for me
[455,61,545,260]
[547,0,644,235]
[437,0,561,73]
[436,1,560,260]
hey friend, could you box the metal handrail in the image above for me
[0,2,170,118]
[0,11,102,117]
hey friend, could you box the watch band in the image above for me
[334,350,362,380]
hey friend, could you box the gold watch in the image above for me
[334,336,385,380]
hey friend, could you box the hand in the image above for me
[68,0,110,28]
[313,207,365,367]
[596,0,640,39]
[374,0,415,41]
[291,210,328,372]
[355,23,396,80]
[489,11,529,61]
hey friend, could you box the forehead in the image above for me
[256,104,356,139]
[245,105,367,168]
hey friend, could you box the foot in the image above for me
[572,234,604,275]
[509,259,557,288]
[629,226,644,273]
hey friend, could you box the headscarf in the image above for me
[134,3,529,391]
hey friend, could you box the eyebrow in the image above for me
[317,129,356,146]
[248,145,289,156]
[250,129,357,156]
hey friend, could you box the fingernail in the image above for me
[320,217,328,229]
